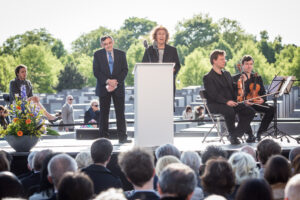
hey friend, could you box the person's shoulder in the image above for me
[94,49,105,56]
[204,69,213,77]
[114,48,125,55]
[165,44,177,51]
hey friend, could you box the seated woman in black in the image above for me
[84,100,100,128]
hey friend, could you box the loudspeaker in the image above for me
[75,128,118,140]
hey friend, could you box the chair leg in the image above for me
[202,123,217,143]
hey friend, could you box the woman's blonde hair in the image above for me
[151,25,169,43]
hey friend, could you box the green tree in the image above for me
[176,45,189,65]
[274,45,297,76]
[114,29,137,51]
[126,42,145,86]
[257,30,276,63]
[211,38,234,60]
[227,40,275,84]
[174,14,220,53]
[0,55,18,92]
[74,54,95,87]
[71,26,114,56]
[177,48,211,87]
[0,28,66,58]
[55,63,86,91]
[18,44,64,93]
[121,17,157,38]
[290,47,300,86]
[218,18,248,50]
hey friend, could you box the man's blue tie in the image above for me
[108,52,114,74]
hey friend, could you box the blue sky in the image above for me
[0,0,299,50]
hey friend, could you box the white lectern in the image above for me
[134,63,175,147]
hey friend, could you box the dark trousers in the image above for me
[208,103,255,137]
[99,93,127,140]
[251,104,275,134]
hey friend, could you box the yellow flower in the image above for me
[17,131,23,137]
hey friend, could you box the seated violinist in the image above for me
[233,55,275,141]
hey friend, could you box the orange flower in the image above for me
[13,118,19,123]
[29,114,34,117]
[26,119,31,124]
[17,131,23,137]
[16,105,21,110]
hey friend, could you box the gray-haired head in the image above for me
[94,188,126,200]
[47,154,78,188]
[75,151,93,169]
[33,149,52,172]
[66,95,73,103]
[204,195,227,200]
[27,151,37,171]
[90,99,99,107]
[228,152,259,185]
[158,163,196,199]
[180,151,202,175]
[241,145,256,161]
[155,144,181,159]
[284,174,300,200]
[289,147,300,162]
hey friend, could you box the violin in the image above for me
[246,73,261,104]
[236,64,245,102]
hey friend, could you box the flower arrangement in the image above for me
[0,85,58,138]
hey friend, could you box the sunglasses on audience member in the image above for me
[93,104,99,107]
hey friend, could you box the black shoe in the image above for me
[256,132,262,142]
[246,135,256,143]
[227,136,241,145]
[119,138,132,144]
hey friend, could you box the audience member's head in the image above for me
[292,154,300,175]
[33,149,52,172]
[156,155,181,177]
[201,158,234,197]
[66,95,74,104]
[75,151,93,169]
[240,145,256,160]
[235,178,273,200]
[0,171,24,199]
[93,188,126,200]
[0,151,10,171]
[27,151,37,171]
[118,148,154,188]
[201,146,227,165]
[228,152,259,185]
[257,139,281,166]
[264,155,291,185]
[39,153,58,195]
[47,154,78,189]
[204,195,226,200]
[158,163,196,200]
[180,151,202,175]
[57,172,94,200]
[284,174,300,200]
[91,138,113,165]
[155,144,181,159]
[289,147,300,163]
[0,150,13,166]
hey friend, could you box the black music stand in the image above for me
[264,76,299,143]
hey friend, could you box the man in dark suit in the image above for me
[203,50,255,145]
[93,35,130,143]
[118,148,160,200]
[81,138,122,194]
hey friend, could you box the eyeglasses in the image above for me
[68,99,73,101]
[93,105,99,107]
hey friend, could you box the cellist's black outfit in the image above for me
[203,69,255,144]
[233,73,275,141]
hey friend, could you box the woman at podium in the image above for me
[142,26,181,97]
